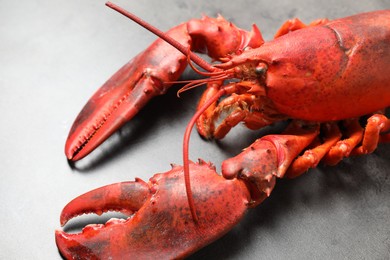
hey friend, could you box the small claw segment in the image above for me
[56,161,250,259]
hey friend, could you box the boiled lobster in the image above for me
[57,2,390,259]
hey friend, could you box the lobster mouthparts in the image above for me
[56,161,250,259]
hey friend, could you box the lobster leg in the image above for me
[352,113,390,154]
[322,119,363,166]
[323,113,389,166]
[286,122,342,178]
[287,113,390,177]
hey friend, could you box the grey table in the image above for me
[1,0,389,259]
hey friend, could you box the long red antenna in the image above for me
[182,88,226,223]
[105,2,218,73]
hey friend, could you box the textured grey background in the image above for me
[1,0,389,259]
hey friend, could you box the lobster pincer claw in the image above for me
[56,161,251,259]
[64,27,190,161]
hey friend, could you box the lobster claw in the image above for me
[65,35,188,161]
[56,161,250,259]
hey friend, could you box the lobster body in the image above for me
[58,4,390,259]
[250,10,390,121]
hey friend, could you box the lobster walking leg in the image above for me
[324,113,390,165]
[353,113,390,154]
[285,122,342,178]
[323,119,364,165]
[288,114,390,177]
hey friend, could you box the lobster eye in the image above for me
[255,63,267,76]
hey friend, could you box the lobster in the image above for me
[56,2,390,259]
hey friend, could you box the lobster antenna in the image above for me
[105,2,218,73]
[177,75,229,97]
[183,88,226,223]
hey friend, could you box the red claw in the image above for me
[64,25,190,161]
[56,161,250,259]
